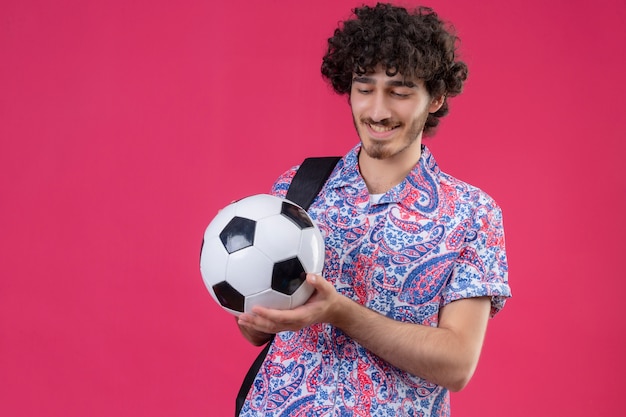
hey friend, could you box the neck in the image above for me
[358,144,422,194]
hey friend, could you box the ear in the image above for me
[428,95,445,113]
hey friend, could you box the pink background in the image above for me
[1,0,625,415]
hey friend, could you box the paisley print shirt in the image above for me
[239,144,511,417]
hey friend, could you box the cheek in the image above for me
[408,102,431,121]
[349,90,371,113]
[349,101,366,120]
[349,95,362,112]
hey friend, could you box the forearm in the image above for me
[329,295,490,391]
[235,274,491,391]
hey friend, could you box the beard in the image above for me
[353,111,428,160]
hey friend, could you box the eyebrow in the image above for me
[352,76,417,89]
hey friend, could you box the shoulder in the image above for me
[270,146,357,198]
[439,170,501,212]
[434,170,505,236]
[270,166,298,198]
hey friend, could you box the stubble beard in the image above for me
[354,113,427,160]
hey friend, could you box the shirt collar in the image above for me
[325,144,442,218]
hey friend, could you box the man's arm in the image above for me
[334,290,491,391]
[237,273,491,391]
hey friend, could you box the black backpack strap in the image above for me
[235,340,272,416]
[234,156,340,417]
[285,156,341,209]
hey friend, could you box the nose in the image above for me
[368,91,391,123]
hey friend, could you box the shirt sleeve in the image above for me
[269,166,298,198]
[441,197,511,317]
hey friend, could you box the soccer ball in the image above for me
[200,194,325,315]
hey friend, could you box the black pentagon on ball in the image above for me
[219,216,256,254]
[272,257,307,295]
[281,201,313,229]
[212,281,245,312]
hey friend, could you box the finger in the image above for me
[239,309,275,328]
[306,273,330,294]
[237,313,256,329]
[239,311,275,334]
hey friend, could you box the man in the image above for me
[236,3,511,416]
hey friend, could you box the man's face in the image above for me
[350,66,442,161]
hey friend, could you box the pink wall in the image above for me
[1,0,625,415]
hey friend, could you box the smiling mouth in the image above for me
[367,122,399,134]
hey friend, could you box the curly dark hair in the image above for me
[321,3,468,136]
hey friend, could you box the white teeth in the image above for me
[368,124,395,133]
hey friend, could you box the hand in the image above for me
[237,273,340,335]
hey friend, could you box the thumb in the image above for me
[306,273,327,291]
